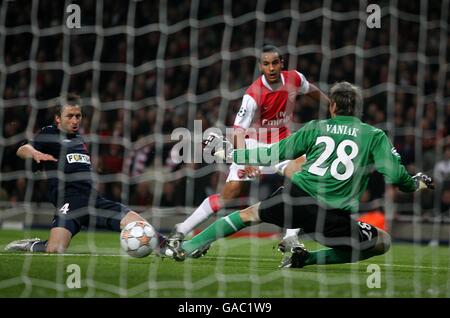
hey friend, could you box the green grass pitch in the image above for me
[0,229,449,298]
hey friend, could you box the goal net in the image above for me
[0,0,449,300]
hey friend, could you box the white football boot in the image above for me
[4,238,41,252]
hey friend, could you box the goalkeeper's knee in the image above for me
[370,229,391,255]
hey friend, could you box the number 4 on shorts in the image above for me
[59,203,70,215]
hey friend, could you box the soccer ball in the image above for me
[120,221,158,258]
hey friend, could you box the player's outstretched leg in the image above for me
[281,228,391,268]
[168,203,261,261]
[4,238,45,252]
[176,211,248,261]
[5,225,73,253]
[167,180,249,258]
[5,227,73,254]
[167,194,222,252]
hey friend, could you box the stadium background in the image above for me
[1,0,449,242]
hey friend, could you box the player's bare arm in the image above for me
[305,82,331,106]
[16,143,57,163]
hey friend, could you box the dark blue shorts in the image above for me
[50,194,131,236]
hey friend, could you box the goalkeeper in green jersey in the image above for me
[170,81,434,268]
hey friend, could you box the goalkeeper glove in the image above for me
[202,132,234,162]
[412,172,434,191]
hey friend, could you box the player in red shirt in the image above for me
[167,45,330,262]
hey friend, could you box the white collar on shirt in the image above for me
[262,72,285,91]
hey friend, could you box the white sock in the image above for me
[176,194,221,235]
[283,228,300,240]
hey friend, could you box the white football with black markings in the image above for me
[120,220,158,258]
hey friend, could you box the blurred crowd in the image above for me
[1,0,449,220]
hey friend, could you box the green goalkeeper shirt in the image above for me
[233,116,416,212]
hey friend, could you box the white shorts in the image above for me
[226,138,291,182]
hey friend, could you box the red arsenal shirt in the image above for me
[233,70,310,144]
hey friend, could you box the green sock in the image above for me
[182,211,248,255]
[304,248,376,266]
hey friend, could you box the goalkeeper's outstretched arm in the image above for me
[232,124,309,166]
[372,131,433,192]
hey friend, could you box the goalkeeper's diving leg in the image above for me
[171,186,391,268]
[167,155,307,260]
